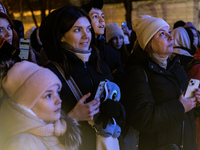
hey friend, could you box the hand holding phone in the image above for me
[184,79,200,98]
[19,38,30,60]
[94,81,107,101]
[121,22,127,27]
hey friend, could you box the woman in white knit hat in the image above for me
[119,15,200,150]
[106,23,129,67]
[0,61,81,150]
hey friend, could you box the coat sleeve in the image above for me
[3,133,47,150]
[120,65,185,133]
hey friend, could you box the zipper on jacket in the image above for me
[83,63,87,69]
[83,62,94,88]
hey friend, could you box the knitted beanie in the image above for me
[171,27,192,57]
[132,15,169,49]
[2,61,62,108]
[106,23,124,43]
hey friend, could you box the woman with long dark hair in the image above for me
[39,6,124,150]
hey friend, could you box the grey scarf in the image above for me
[60,42,91,63]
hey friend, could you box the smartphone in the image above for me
[94,80,107,102]
[19,38,30,60]
[121,22,127,27]
[184,78,200,98]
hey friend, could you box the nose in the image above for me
[82,30,89,39]
[99,16,104,23]
[4,29,11,37]
[167,33,173,41]
[55,96,62,105]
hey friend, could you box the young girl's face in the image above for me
[31,84,62,122]
[112,35,124,50]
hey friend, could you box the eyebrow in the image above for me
[73,25,91,28]
[91,11,104,16]
[91,12,99,15]
[45,90,53,93]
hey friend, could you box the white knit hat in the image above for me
[2,61,62,108]
[132,15,169,49]
[171,27,192,57]
[106,23,124,43]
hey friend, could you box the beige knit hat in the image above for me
[132,15,169,49]
[106,23,124,43]
[2,61,62,108]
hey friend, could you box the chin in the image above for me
[80,47,89,51]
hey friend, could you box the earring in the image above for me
[61,37,65,42]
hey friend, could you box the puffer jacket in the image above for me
[120,47,199,150]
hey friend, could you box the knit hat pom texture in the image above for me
[132,15,169,49]
[106,23,124,43]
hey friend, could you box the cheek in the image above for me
[120,39,124,44]
[91,20,98,29]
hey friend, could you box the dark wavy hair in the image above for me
[39,6,102,78]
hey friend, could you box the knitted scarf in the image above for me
[27,119,67,137]
[60,42,91,63]
[151,52,168,69]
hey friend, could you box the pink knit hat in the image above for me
[2,61,62,108]
[132,15,169,49]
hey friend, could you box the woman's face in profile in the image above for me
[31,84,62,122]
[151,26,173,58]
[61,16,92,51]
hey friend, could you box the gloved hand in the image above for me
[95,99,126,128]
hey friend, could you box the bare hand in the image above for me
[28,48,37,64]
[179,94,196,112]
[195,88,200,106]
[68,93,100,121]
[122,26,131,37]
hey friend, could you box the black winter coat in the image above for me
[120,47,198,150]
[45,49,113,150]
[95,38,125,80]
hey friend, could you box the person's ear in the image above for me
[61,37,65,42]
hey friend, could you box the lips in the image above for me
[168,44,173,47]
[54,108,61,113]
[6,39,12,44]
[80,42,89,46]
